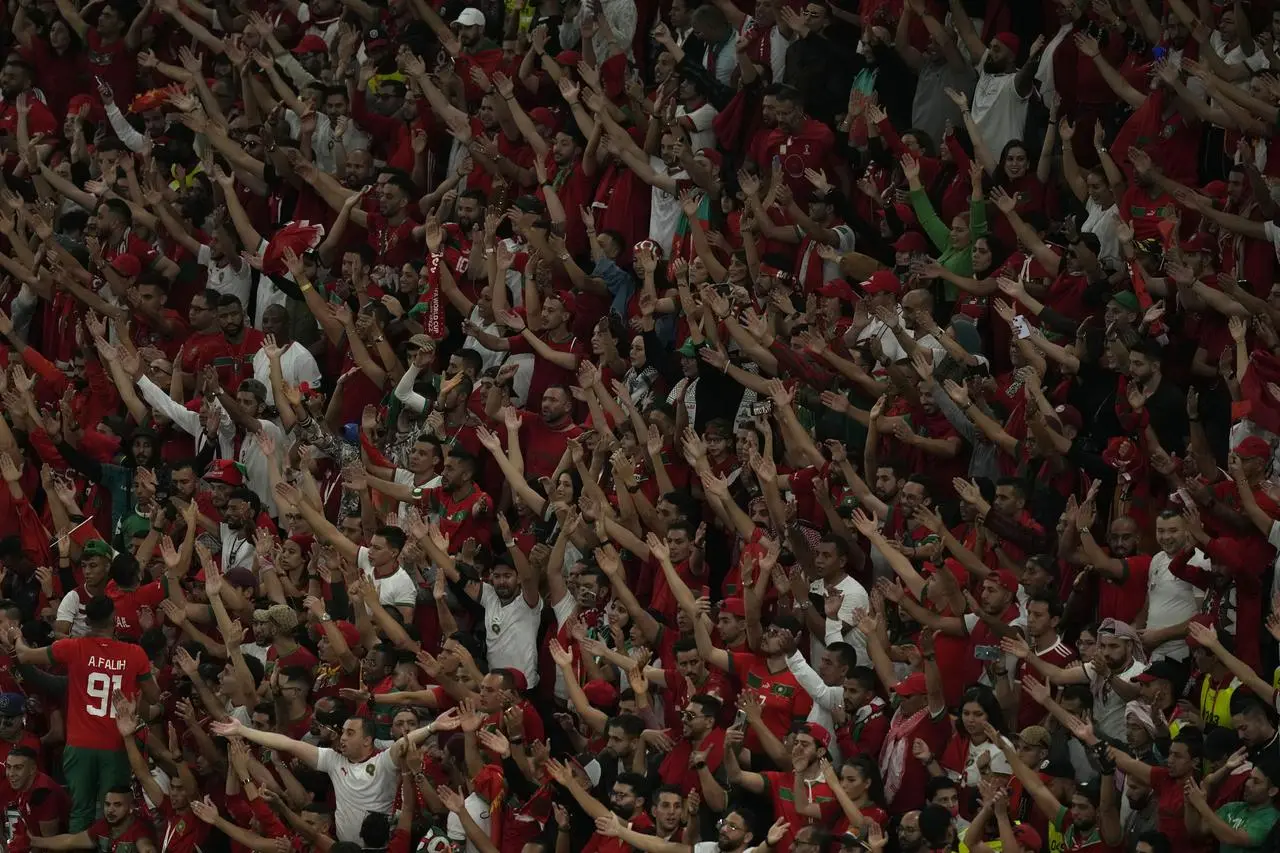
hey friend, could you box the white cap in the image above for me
[455,7,486,26]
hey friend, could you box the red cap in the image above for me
[720,597,746,617]
[67,93,96,118]
[1202,180,1229,200]
[799,722,831,749]
[990,569,1019,594]
[818,279,856,301]
[1053,404,1083,430]
[1012,824,1041,851]
[111,253,142,279]
[312,619,361,649]
[204,459,245,486]
[894,671,928,697]
[547,290,576,316]
[1180,232,1215,255]
[501,668,529,692]
[529,107,560,133]
[292,34,328,55]
[1235,435,1272,460]
[582,679,618,708]
[892,232,928,253]
[698,147,723,167]
[1186,614,1215,648]
[994,32,1021,56]
[555,50,582,67]
[861,270,902,296]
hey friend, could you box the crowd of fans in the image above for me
[8,0,1280,850]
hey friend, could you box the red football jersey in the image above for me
[51,637,153,750]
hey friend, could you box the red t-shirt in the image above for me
[582,812,654,853]
[86,814,156,850]
[157,799,213,853]
[105,580,166,641]
[508,333,587,421]
[84,31,139,107]
[515,411,583,481]
[51,636,152,750]
[1098,554,1151,625]
[1149,766,1207,853]
[265,644,319,681]
[761,771,842,853]
[1,772,68,853]
[422,483,494,551]
[729,652,813,752]
[366,212,420,267]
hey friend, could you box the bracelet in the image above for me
[299,282,313,293]
[509,736,525,744]
[240,778,253,786]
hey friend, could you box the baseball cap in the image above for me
[204,459,245,486]
[0,694,26,717]
[365,27,389,47]
[894,671,927,697]
[253,603,299,632]
[455,7,486,26]
[582,679,618,708]
[1013,824,1042,851]
[1019,725,1051,749]
[892,232,928,253]
[818,279,855,301]
[861,270,902,296]
[292,34,328,55]
[1053,404,1083,431]
[798,722,831,749]
[719,598,746,617]
[1180,232,1214,255]
[408,333,437,351]
[990,569,1019,594]
[111,254,142,279]
[994,32,1021,55]
[1134,659,1188,690]
[82,539,113,559]
[1235,435,1272,460]
[528,106,560,133]
[1109,291,1140,312]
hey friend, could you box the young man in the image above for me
[210,708,455,843]
[11,595,158,832]
[27,787,157,852]
[1,745,69,852]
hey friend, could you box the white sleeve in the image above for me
[55,591,79,625]
[197,243,213,268]
[136,376,203,436]
[393,364,428,414]
[784,650,843,710]
[104,103,148,153]
[357,546,374,575]
[294,348,323,390]
[315,747,340,774]
[381,572,418,607]
[962,613,980,632]
[374,745,399,773]
[1268,521,1280,550]
[480,583,500,611]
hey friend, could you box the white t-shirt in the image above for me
[809,575,870,665]
[481,584,544,688]
[972,54,1029,161]
[1085,658,1145,742]
[316,746,400,843]
[647,157,690,256]
[447,793,493,853]
[796,225,856,286]
[252,341,322,406]
[55,588,92,637]
[1083,197,1122,261]
[1146,549,1206,661]
[197,244,252,308]
[357,546,419,610]
[237,419,287,517]
[220,524,257,572]
[677,102,719,152]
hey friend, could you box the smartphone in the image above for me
[974,645,1002,661]
[733,709,748,729]
[749,400,773,417]
[1012,315,1032,339]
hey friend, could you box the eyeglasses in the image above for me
[718,820,745,832]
